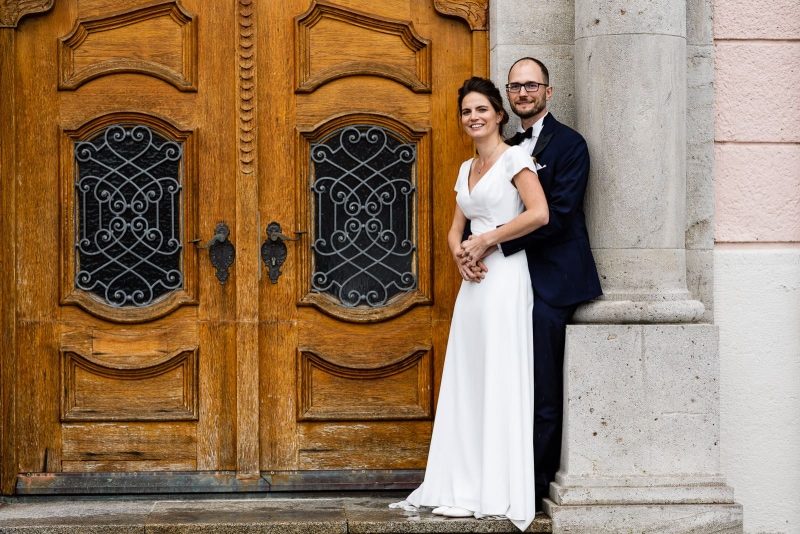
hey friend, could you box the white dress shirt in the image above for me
[515,111,548,156]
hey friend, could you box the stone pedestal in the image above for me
[546,325,742,533]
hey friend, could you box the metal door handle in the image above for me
[261,221,305,283]
[190,222,235,284]
[191,224,230,249]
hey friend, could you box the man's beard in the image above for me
[511,98,545,119]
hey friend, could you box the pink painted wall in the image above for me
[714,0,800,243]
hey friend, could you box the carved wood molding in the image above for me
[0,0,53,28]
[295,0,431,93]
[58,1,197,91]
[238,0,255,175]
[61,347,199,422]
[433,0,488,31]
[297,346,433,421]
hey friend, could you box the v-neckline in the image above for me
[468,149,505,196]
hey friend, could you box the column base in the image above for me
[551,476,734,505]
[544,500,743,534]
[573,298,706,323]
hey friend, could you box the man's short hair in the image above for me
[508,57,550,86]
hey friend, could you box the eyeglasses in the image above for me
[505,82,547,93]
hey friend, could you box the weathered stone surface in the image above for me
[345,499,551,533]
[145,499,348,534]
[575,0,685,39]
[0,498,553,533]
[686,248,714,323]
[490,0,574,47]
[577,33,687,250]
[687,0,714,45]
[0,500,152,533]
[545,502,743,534]
[557,325,728,488]
[686,44,715,251]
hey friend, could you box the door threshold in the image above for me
[15,470,424,495]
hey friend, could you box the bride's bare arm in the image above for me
[461,168,548,261]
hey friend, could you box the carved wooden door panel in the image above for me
[256,0,484,481]
[1,0,487,494]
[5,0,242,492]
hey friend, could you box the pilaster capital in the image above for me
[0,0,53,28]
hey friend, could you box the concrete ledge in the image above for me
[544,501,743,534]
[0,497,553,533]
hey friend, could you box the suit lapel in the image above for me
[531,113,557,159]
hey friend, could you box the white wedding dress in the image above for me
[405,145,537,531]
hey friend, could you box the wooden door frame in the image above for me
[1,0,489,496]
[0,1,57,495]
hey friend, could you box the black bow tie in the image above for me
[507,127,533,146]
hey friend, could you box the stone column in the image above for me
[545,1,743,532]
[572,1,703,323]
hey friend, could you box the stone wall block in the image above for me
[686,0,714,45]
[686,44,715,250]
[558,325,725,485]
[490,0,574,48]
[575,0,685,39]
[546,503,744,534]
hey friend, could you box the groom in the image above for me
[464,57,602,510]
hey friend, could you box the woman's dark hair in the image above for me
[457,77,509,131]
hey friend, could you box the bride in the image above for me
[396,76,549,531]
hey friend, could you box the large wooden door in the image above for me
[257,0,478,481]
[0,0,487,494]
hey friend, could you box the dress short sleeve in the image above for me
[503,145,537,181]
[454,159,472,192]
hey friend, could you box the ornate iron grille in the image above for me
[74,124,183,308]
[310,125,417,308]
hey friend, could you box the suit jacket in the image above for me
[501,113,602,308]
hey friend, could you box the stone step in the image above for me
[0,495,553,533]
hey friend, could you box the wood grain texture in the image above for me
[197,322,237,471]
[235,0,260,479]
[259,0,480,474]
[298,421,431,469]
[0,27,17,495]
[3,0,487,491]
[58,1,197,91]
[0,0,53,27]
[61,348,198,421]
[296,347,433,421]
[295,0,431,93]
[61,421,196,470]
[258,0,299,474]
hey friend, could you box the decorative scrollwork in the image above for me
[310,125,417,309]
[0,0,54,28]
[74,124,184,308]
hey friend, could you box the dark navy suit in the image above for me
[501,113,602,507]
